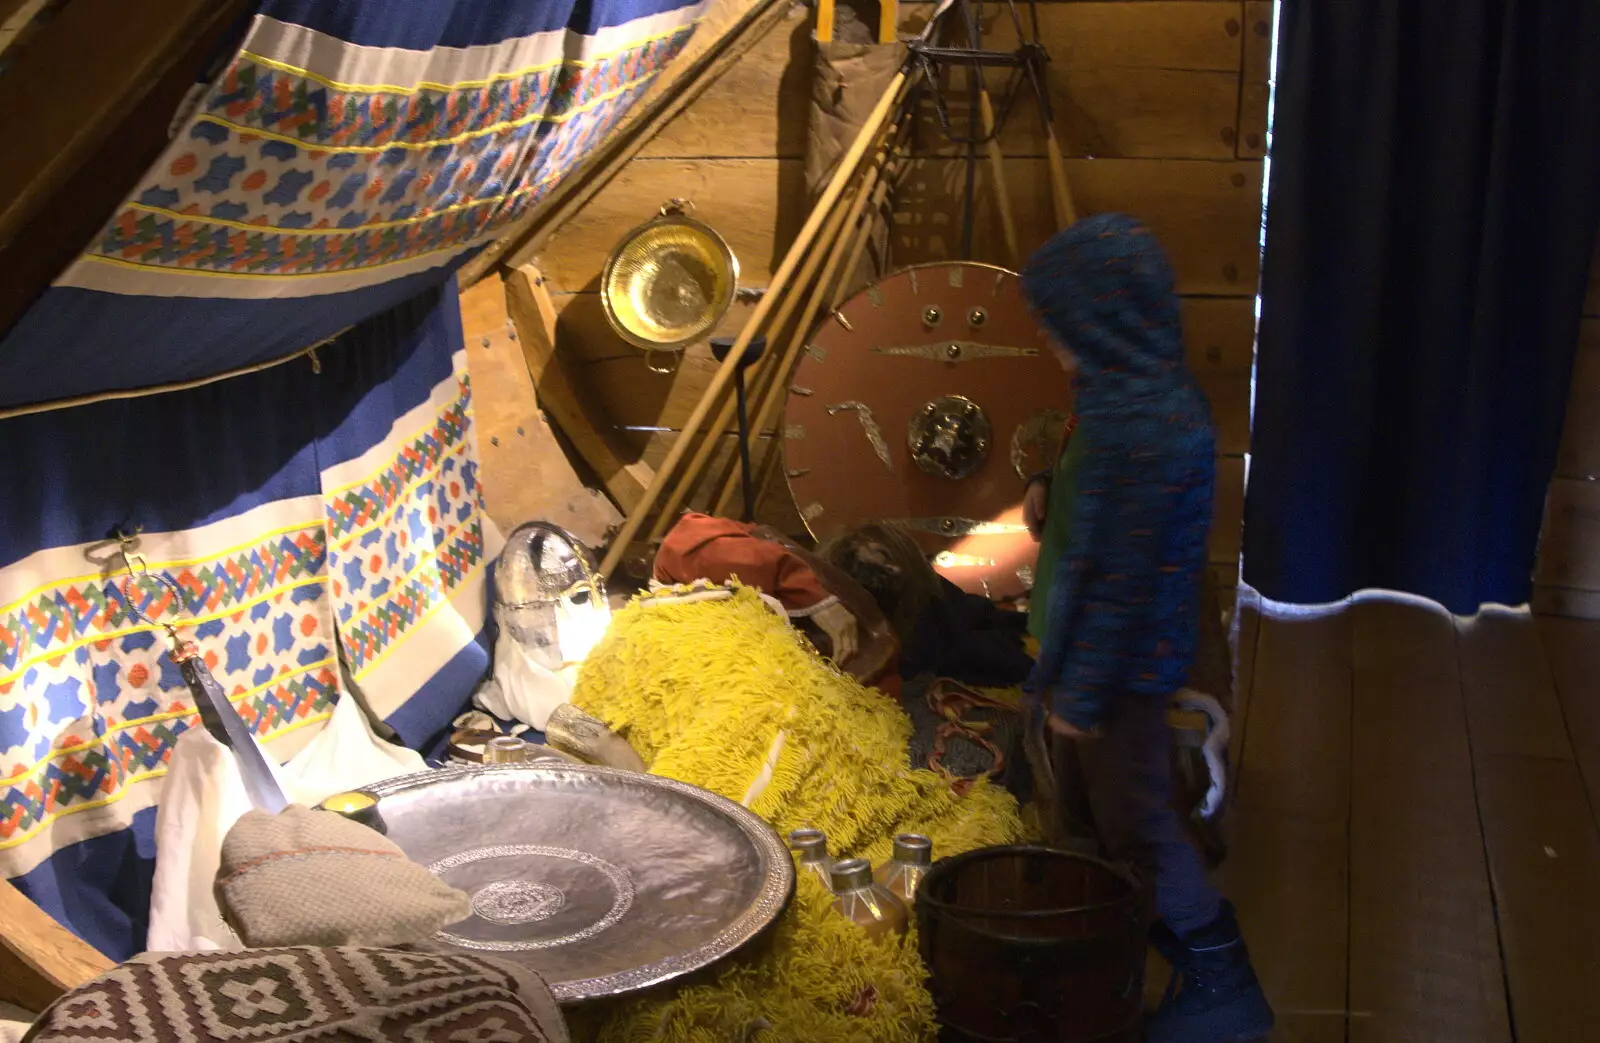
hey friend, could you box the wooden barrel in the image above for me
[917,846,1143,1042]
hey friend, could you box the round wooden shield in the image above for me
[783,262,1075,600]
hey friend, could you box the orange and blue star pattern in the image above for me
[325,373,489,678]
[0,0,710,418]
[0,0,698,960]
[81,20,694,283]
[0,526,339,854]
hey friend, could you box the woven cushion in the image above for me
[216,806,470,949]
[26,947,567,1042]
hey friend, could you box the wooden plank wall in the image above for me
[1534,235,1600,617]
[459,278,624,546]
[525,0,1269,587]
[530,0,815,531]
[0,0,257,338]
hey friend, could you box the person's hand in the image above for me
[1023,478,1050,542]
[1046,712,1096,740]
[812,601,859,663]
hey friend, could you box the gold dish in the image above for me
[601,200,739,354]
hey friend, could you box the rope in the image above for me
[923,678,1022,792]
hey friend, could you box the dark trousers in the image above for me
[1080,691,1221,936]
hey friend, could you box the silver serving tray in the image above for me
[365,763,793,1003]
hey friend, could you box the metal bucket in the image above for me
[917,846,1143,1042]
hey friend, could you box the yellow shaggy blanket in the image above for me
[571,585,1026,1042]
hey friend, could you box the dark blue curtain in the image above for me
[1243,0,1600,613]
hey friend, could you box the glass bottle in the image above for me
[787,828,834,891]
[874,833,933,906]
[829,857,909,941]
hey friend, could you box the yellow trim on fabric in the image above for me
[1,657,335,787]
[0,575,328,687]
[325,375,470,499]
[123,183,537,237]
[190,67,655,154]
[332,441,470,550]
[0,709,333,852]
[235,16,700,96]
[0,769,170,852]
[353,553,487,681]
[341,514,482,640]
[0,519,324,620]
[80,165,570,281]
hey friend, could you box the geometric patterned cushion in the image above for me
[24,947,568,1042]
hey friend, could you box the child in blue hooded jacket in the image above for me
[1021,214,1273,1043]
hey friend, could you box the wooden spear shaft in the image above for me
[644,176,862,540]
[699,124,907,518]
[977,88,1020,266]
[647,96,909,540]
[733,117,911,434]
[599,70,911,579]
[710,146,901,516]
[830,151,900,310]
[735,150,902,507]
[1043,123,1078,229]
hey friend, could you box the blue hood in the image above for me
[1019,213,1190,412]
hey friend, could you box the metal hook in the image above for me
[114,527,187,646]
[114,526,148,576]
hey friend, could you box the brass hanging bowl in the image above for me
[601,200,740,356]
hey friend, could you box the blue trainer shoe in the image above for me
[1146,902,1274,1043]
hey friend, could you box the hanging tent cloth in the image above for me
[1242,0,1600,612]
[0,0,709,961]
[0,0,710,413]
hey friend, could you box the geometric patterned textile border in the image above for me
[0,526,327,679]
[326,372,488,677]
[66,11,700,291]
[27,947,564,1043]
[325,379,471,544]
[0,660,338,853]
[0,530,339,856]
[0,0,707,422]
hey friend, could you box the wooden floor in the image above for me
[1219,595,1600,1043]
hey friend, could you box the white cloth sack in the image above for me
[145,693,426,952]
[471,603,576,730]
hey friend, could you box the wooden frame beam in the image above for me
[504,265,657,513]
[0,879,111,1012]
[0,0,252,338]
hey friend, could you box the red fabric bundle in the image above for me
[654,513,833,614]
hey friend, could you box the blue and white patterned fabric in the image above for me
[0,0,706,959]
[0,282,503,959]
[0,0,706,408]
